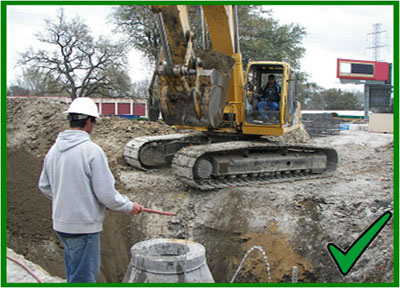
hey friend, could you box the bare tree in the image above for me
[18,9,131,100]
[131,79,150,98]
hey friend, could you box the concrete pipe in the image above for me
[123,238,214,283]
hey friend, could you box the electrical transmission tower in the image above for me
[366,23,387,62]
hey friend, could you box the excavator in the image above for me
[124,5,337,190]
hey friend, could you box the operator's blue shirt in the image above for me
[258,83,281,102]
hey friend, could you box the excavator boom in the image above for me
[149,5,237,129]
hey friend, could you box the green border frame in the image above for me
[1,1,398,287]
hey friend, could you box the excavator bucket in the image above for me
[149,5,236,129]
[160,66,233,129]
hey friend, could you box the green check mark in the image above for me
[327,211,392,276]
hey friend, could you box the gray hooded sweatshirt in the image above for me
[39,130,133,233]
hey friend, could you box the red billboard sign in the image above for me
[337,59,389,82]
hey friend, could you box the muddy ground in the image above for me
[6,97,394,283]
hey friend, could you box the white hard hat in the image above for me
[64,97,100,119]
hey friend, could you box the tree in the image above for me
[111,6,204,65]
[7,85,30,96]
[237,6,306,68]
[302,88,362,110]
[323,89,362,110]
[296,76,325,109]
[18,9,132,100]
[7,67,67,96]
[131,79,150,98]
[111,5,306,69]
[111,6,160,64]
[304,91,326,110]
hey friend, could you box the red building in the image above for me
[7,96,148,118]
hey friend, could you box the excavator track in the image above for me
[124,133,208,170]
[172,141,338,190]
[125,134,338,191]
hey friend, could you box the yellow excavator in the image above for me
[124,5,337,190]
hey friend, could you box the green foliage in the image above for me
[302,87,362,110]
[111,5,306,69]
[238,6,306,69]
[296,72,323,108]
[111,6,160,64]
[323,89,362,110]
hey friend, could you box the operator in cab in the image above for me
[257,74,281,118]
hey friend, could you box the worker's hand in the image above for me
[130,202,144,215]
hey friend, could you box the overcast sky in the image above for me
[6,4,394,92]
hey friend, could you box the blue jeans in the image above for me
[56,231,101,283]
[257,101,279,118]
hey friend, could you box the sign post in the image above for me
[337,59,392,121]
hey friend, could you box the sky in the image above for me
[270,5,394,91]
[6,5,153,86]
[6,4,395,93]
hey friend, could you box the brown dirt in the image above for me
[160,6,188,62]
[6,147,65,278]
[6,98,177,282]
[6,97,394,283]
[196,49,235,73]
[231,232,314,283]
[6,145,139,282]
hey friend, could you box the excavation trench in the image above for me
[6,146,314,283]
[6,98,394,283]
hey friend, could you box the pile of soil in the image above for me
[6,97,394,283]
[7,98,69,158]
[6,144,133,282]
[196,49,236,73]
[6,98,178,282]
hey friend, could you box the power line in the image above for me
[365,23,387,62]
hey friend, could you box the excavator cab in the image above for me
[243,62,301,135]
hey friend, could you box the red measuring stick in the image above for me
[141,208,175,216]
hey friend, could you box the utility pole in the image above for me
[366,23,387,62]
[364,23,388,121]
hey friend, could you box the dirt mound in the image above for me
[7,98,69,157]
[196,49,235,73]
[231,232,314,283]
[6,97,178,282]
[6,97,394,283]
[6,145,138,282]
[7,147,52,241]
[7,97,177,163]
[264,123,311,144]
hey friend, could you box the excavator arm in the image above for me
[148,5,238,128]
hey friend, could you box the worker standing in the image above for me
[38,97,144,283]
